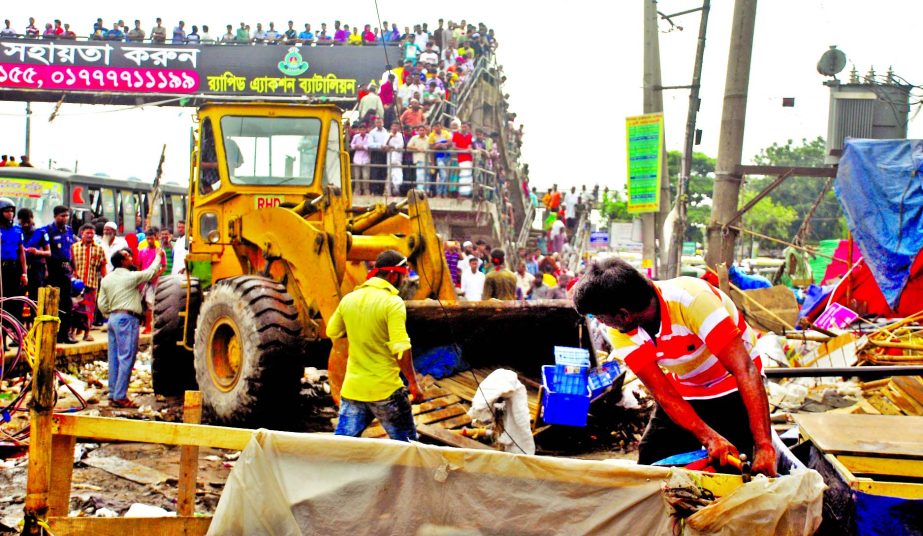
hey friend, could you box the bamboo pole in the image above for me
[23,286,61,535]
[177,391,202,516]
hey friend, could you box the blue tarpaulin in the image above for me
[835,139,923,309]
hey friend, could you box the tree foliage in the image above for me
[748,136,847,243]
[599,187,630,222]
[667,150,715,244]
[607,138,846,252]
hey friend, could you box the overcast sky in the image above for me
[2,1,922,191]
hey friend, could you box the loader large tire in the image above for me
[152,275,201,396]
[194,276,304,425]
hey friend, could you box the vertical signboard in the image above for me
[625,113,664,213]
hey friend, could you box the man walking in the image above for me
[98,247,164,408]
[71,224,107,341]
[327,250,422,441]
[572,257,776,476]
[45,206,77,344]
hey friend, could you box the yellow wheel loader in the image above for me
[151,103,586,425]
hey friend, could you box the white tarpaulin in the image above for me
[208,431,824,536]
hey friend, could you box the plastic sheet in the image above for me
[835,138,923,308]
[413,345,470,380]
[685,469,826,536]
[729,265,772,290]
[209,431,825,536]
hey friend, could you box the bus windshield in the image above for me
[0,176,66,226]
[220,116,321,187]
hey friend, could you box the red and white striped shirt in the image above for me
[608,277,761,399]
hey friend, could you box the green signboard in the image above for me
[625,113,664,213]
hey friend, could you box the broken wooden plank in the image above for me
[416,423,494,450]
[436,413,473,430]
[417,405,467,425]
[794,413,923,458]
[52,415,253,450]
[421,386,451,400]
[412,395,461,416]
[892,376,923,407]
[177,391,202,517]
[362,404,470,438]
[48,516,211,535]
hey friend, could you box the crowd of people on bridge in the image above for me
[1,16,497,52]
[344,20,504,200]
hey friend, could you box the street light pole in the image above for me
[24,102,32,157]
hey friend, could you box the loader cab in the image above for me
[188,103,351,285]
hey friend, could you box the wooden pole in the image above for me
[23,286,61,535]
[177,390,203,517]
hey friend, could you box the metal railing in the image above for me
[560,210,592,273]
[0,32,411,47]
[349,150,499,200]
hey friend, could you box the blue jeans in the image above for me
[435,156,449,196]
[335,387,417,442]
[108,312,140,401]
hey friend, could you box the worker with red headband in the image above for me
[482,248,518,300]
[327,249,422,441]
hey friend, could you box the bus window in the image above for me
[122,191,140,232]
[86,188,101,218]
[0,177,65,226]
[171,195,185,231]
[148,194,162,230]
[100,188,117,222]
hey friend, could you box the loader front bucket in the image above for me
[328,299,591,403]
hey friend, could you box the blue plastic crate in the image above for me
[554,346,591,367]
[588,360,622,398]
[541,365,590,426]
[553,364,589,395]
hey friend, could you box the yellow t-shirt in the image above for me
[542,272,557,288]
[348,33,362,45]
[326,277,412,402]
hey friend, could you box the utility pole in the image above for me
[24,102,32,157]
[642,0,669,278]
[705,0,758,268]
[665,0,711,278]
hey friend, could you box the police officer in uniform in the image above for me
[45,205,78,344]
[0,198,27,328]
[18,208,50,315]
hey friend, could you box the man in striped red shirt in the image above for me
[573,257,776,477]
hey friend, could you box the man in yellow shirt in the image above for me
[327,250,422,441]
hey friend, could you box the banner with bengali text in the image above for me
[0,39,390,103]
[625,113,664,214]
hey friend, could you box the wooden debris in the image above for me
[415,424,494,450]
